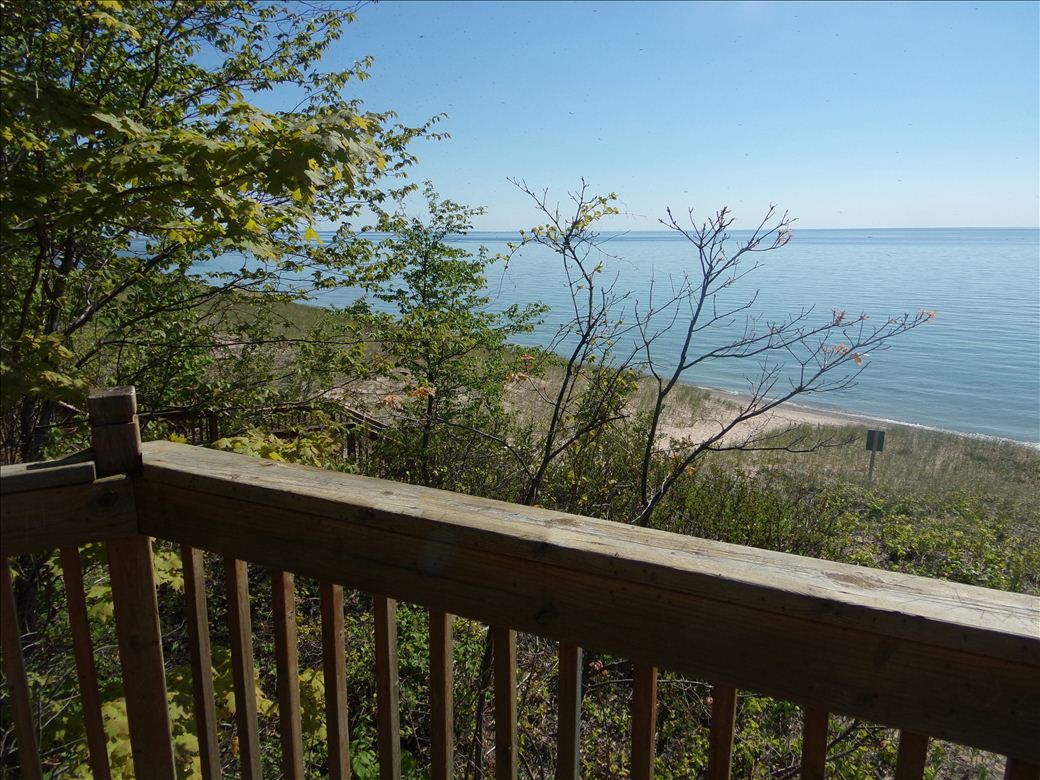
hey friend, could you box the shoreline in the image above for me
[679,382,1040,450]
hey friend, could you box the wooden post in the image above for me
[492,627,518,780]
[631,665,658,780]
[224,558,262,779]
[707,684,737,780]
[182,546,221,780]
[555,642,583,780]
[0,558,42,780]
[60,546,112,780]
[89,387,142,478]
[375,595,402,779]
[322,583,350,780]
[430,611,455,780]
[273,571,305,780]
[206,411,220,444]
[90,387,177,779]
[800,708,829,780]
[894,731,928,779]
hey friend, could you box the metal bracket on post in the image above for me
[88,386,177,779]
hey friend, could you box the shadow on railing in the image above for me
[1,387,1038,779]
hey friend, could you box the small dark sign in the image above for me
[866,430,886,452]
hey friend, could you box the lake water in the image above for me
[195,228,1040,444]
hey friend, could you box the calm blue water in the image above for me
[192,228,1040,444]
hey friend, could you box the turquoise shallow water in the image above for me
[194,228,1040,443]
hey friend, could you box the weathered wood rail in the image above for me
[1,386,1038,779]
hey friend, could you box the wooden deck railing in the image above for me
[1,386,1038,779]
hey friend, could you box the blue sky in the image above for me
[305,1,1039,231]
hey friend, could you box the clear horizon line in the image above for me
[343,225,1040,233]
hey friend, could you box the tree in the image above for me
[506,181,934,525]
[0,0,436,460]
[358,184,544,486]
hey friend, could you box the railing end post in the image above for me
[88,386,141,477]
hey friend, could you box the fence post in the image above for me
[90,386,177,779]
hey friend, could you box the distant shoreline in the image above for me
[683,382,1040,450]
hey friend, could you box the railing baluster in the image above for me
[107,535,178,778]
[224,558,262,779]
[0,557,42,780]
[273,571,305,779]
[894,731,928,779]
[492,627,518,780]
[1004,758,1040,780]
[375,594,402,779]
[429,611,454,780]
[800,708,829,779]
[60,546,111,780]
[321,582,350,780]
[707,683,737,780]
[182,546,220,780]
[631,664,658,780]
[555,641,582,780]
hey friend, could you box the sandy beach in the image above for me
[654,384,874,447]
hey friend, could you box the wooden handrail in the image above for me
[2,400,1039,776]
[126,439,1039,762]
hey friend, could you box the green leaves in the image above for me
[2,0,437,459]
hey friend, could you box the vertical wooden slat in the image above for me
[0,558,42,780]
[321,582,350,780]
[894,731,928,779]
[630,664,658,780]
[429,611,454,780]
[182,546,220,780]
[107,535,177,779]
[800,708,829,780]
[555,641,582,780]
[224,558,262,780]
[374,595,402,779]
[1004,758,1040,780]
[492,627,518,780]
[707,683,737,780]
[91,386,176,779]
[60,546,112,780]
[273,571,305,780]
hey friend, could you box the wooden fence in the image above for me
[1,387,1037,779]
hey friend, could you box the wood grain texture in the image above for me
[555,642,582,780]
[1,460,95,494]
[894,731,928,779]
[273,571,305,780]
[800,708,829,780]
[493,627,518,780]
[707,684,737,780]
[321,582,350,780]
[429,611,454,780]
[224,558,262,780]
[1,558,42,780]
[182,546,220,780]
[134,441,1040,761]
[106,535,176,779]
[0,475,137,556]
[375,595,402,780]
[87,386,138,425]
[631,664,658,780]
[60,546,111,780]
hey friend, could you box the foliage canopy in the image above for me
[0,0,436,458]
